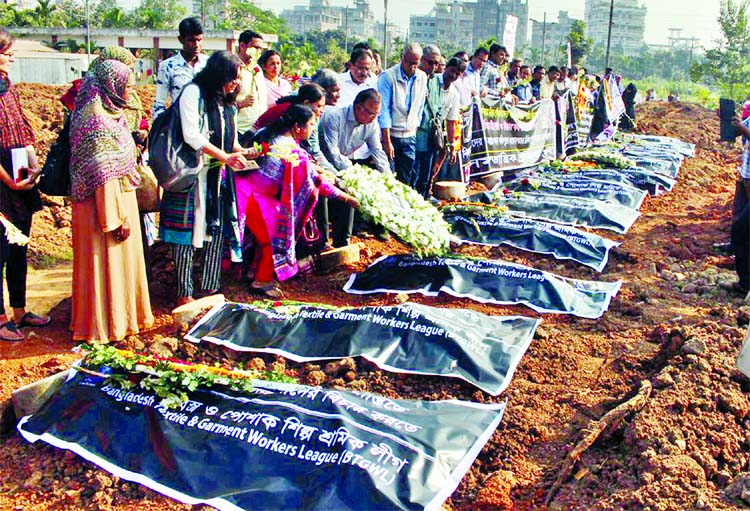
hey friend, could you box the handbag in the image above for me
[135,158,160,212]
[295,216,325,261]
[38,116,71,196]
[425,93,446,151]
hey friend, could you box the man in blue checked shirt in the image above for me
[152,17,208,119]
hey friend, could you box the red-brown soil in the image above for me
[1,87,749,510]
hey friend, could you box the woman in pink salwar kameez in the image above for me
[244,105,358,298]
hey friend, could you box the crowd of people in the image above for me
[0,18,640,343]
[2,16,741,344]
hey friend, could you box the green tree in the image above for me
[0,4,32,26]
[50,0,86,28]
[567,19,592,65]
[690,0,750,100]
[131,0,186,29]
[215,0,287,35]
[92,0,133,28]
[33,0,56,26]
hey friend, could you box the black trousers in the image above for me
[0,216,31,311]
[732,202,750,290]
[322,157,379,248]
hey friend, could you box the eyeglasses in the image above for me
[356,104,379,117]
[424,59,440,66]
[352,63,371,72]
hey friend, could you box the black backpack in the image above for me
[38,116,71,196]
[147,92,203,192]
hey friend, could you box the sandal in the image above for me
[250,281,285,300]
[17,312,52,328]
[0,321,24,342]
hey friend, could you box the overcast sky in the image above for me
[260,0,722,49]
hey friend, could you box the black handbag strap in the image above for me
[425,90,439,121]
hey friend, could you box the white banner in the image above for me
[503,15,518,58]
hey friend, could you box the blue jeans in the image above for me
[391,136,417,190]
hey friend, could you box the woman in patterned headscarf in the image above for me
[69,59,153,342]
[61,46,147,133]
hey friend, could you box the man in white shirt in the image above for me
[466,47,489,97]
[235,30,267,134]
[337,47,378,161]
[540,66,561,99]
[440,57,465,167]
[338,47,377,107]
[152,17,208,119]
[434,56,466,183]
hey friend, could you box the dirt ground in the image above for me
[1,85,750,511]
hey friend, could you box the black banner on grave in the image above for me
[186,301,540,396]
[462,97,556,179]
[505,175,647,210]
[444,212,619,272]
[18,372,506,511]
[564,167,677,196]
[343,254,622,319]
[556,91,580,157]
[489,191,640,234]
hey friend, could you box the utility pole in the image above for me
[383,0,388,65]
[555,20,564,62]
[85,0,91,66]
[541,12,546,64]
[605,0,614,69]
[688,37,698,66]
[344,5,349,54]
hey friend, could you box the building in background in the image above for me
[343,0,377,42]
[281,0,376,40]
[530,10,579,63]
[281,0,342,34]
[409,0,527,54]
[470,0,527,50]
[584,0,646,56]
[1,0,36,9]
[410,0,473,50]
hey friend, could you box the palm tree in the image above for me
[102,6,126,28]
[33,0,55,26]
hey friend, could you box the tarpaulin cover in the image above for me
[18,371,506,511]
[344,254,622,319]
[186,301,540,396]
[444,212,619,271]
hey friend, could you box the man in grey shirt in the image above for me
[319,89,390,245]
